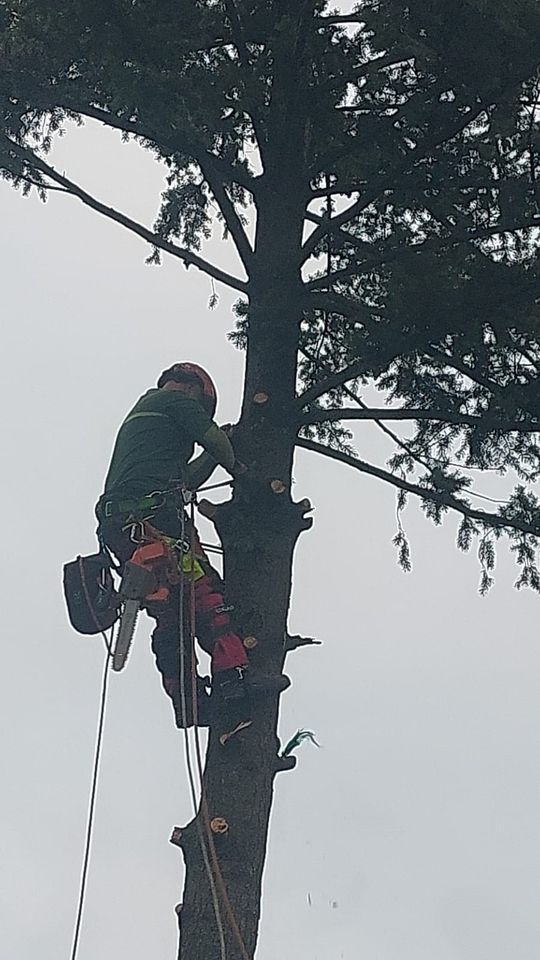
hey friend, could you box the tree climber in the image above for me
[95,363,250,728]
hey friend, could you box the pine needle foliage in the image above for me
[1,0,538,596]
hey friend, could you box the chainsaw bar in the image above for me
[112,558,156,673]
[112,599,140,672]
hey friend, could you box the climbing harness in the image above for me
[108,492,247,683]
[101,490,167,518]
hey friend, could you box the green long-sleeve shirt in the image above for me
[102,388,234,496]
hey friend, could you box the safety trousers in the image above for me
[98,510,248,709]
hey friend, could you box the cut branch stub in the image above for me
[170,826,184,848]
[285,634,322,652]
[169,823,198,854]
[274,754,297,773]
[243,635,258,650]
[270,479,287,494]
[209,816,229,835]
[291,497,315,532]
[251,674,291,694]
[253,392,269,404]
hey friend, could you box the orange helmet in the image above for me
[157,362,217,417]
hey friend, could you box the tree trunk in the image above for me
[175,493,307,960]
[176,146,310,957]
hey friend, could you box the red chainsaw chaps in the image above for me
[192,574,248,672]
[129,526,248,675]
[211,632,248,672]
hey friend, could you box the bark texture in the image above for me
[176,101,311,959]
[175,410,312,960]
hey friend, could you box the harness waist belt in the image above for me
[101,492,167,519]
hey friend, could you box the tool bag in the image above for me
[63,551,120,635]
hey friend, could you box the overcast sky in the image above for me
[1,115,539,960]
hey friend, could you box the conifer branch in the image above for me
[223,0,250,63]
[426,347,509,395]
[0,132,248,293]
[297,360,365,407]
[336,52,418,90]
[79,106,255,272]
[309,184,364,199]
[304,290,375,322]
[200,171,254,275]
[315,15,369,26]
[299,346,438,475]
[301,106,487,262]
[302,407,540,433]
[305,215,540,280]
[306,264,369,290]
[17,173,69,194]
[425,348,540,422]
[73,104,256,192]
[296,438,540,539]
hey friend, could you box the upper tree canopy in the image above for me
[1,0,539,588]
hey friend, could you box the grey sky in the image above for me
[1,118,539,960]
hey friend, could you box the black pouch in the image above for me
[63,552,120,635]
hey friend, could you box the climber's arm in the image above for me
[185,450,218,490]
[199,423,236,473]
[167,396,242,482]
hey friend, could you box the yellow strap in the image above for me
[161,535,206,581]
[180,553,205,581]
